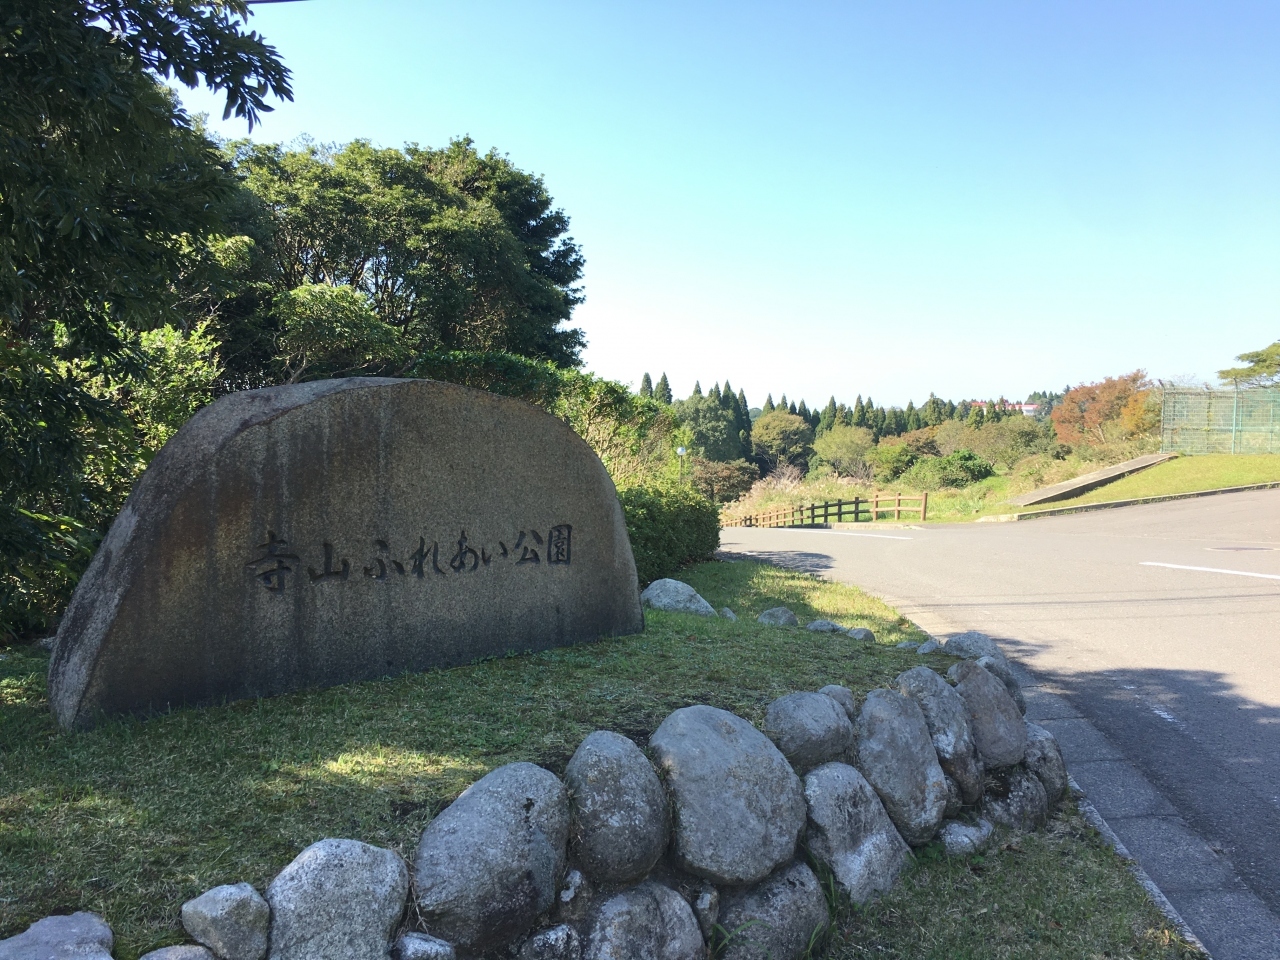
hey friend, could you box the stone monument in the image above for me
[49,378,644,729]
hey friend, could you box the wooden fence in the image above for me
[723,492,928,528]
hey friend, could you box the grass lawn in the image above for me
[1,562,1201,959]
[1029,453,1280,509]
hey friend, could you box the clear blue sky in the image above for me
[182,1,1279,409]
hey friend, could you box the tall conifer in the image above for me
[655,373,673,404]
[639,372,653,398]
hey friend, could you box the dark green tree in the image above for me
[763,393,775,413]
[691,380,702,398]
[671,394,741,462]
[230,138,585,379]
[1,0,290,637]
[639,372,653,397]
[736,387,752,458]
[817,396,837,435]
[654,373,673,404]
[853,395,867,427]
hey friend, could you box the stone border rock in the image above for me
[2,596,1067,960]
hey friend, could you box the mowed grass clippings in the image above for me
[1,561,1197,959]
[832,812,1203,960]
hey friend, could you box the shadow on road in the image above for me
[716,549,836,575]
[940,627,1280,921]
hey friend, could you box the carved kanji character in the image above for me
[548,525,572,565]
[514,530,542,565]
[308,542,351,583]
[245,531,299,593]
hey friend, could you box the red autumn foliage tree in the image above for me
[1051,371,1153,445]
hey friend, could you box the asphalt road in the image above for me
[720,489,1280,958]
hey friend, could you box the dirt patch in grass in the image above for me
[0,562,1201,959]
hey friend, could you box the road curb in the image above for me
[1069,775,1211,957]
[978,481,1280,522]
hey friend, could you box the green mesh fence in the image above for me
[1161,388,1280,454]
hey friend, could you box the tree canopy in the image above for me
[1219,341,1280,387]
[1,0,291,636]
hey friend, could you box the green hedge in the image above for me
[618,484,720,585]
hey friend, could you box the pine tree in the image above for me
[708,382,721,403]
[655,373,673,404]
[639,373,653,398]
[763,393,775,413]
[853,395,867,427]
[955,399,970,421]
[906,407,922,432]
[778,393,789,413]
[967,404,985,427]
[692,381,702,398]
[797,399,810,423]
[789,401,798,416]
[985,398,1000,423]
[945,400,956,419]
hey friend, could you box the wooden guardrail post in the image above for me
[921,491,928,521]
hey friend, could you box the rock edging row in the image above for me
[2,605,1066,960]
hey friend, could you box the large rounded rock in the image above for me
[757,607,799,626]
[564,731,668,884]
[896,666,983,805]
[266,838,408,960]
[939,819,994,856]
[763,692,854,773]
[640,580,717,617]
[806,620,844,633]
[947,662,1026,769]
[817,685,856,722]
[49,378,644,730]
[181,882,269,960]
[852,690,948,846]
[414,763,569,952]
[1024,722,1068,803]
[983,768,1049,831]
[716,862,830,960]
[582,883,703,960]
[649,705,805,885]
[943,632,1008,668]
[976,655,1026,715]
[0,913,113,960]
[394,933,455,960]
[803,762,910,904]
[520,925,581,960]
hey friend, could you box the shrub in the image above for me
[866,443,917,483]
[899,449,995,490]
[690,458,759,505]
[617,484,720,585]
[935,416,1055,468]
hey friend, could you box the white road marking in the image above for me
[1140,561,1280,581]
